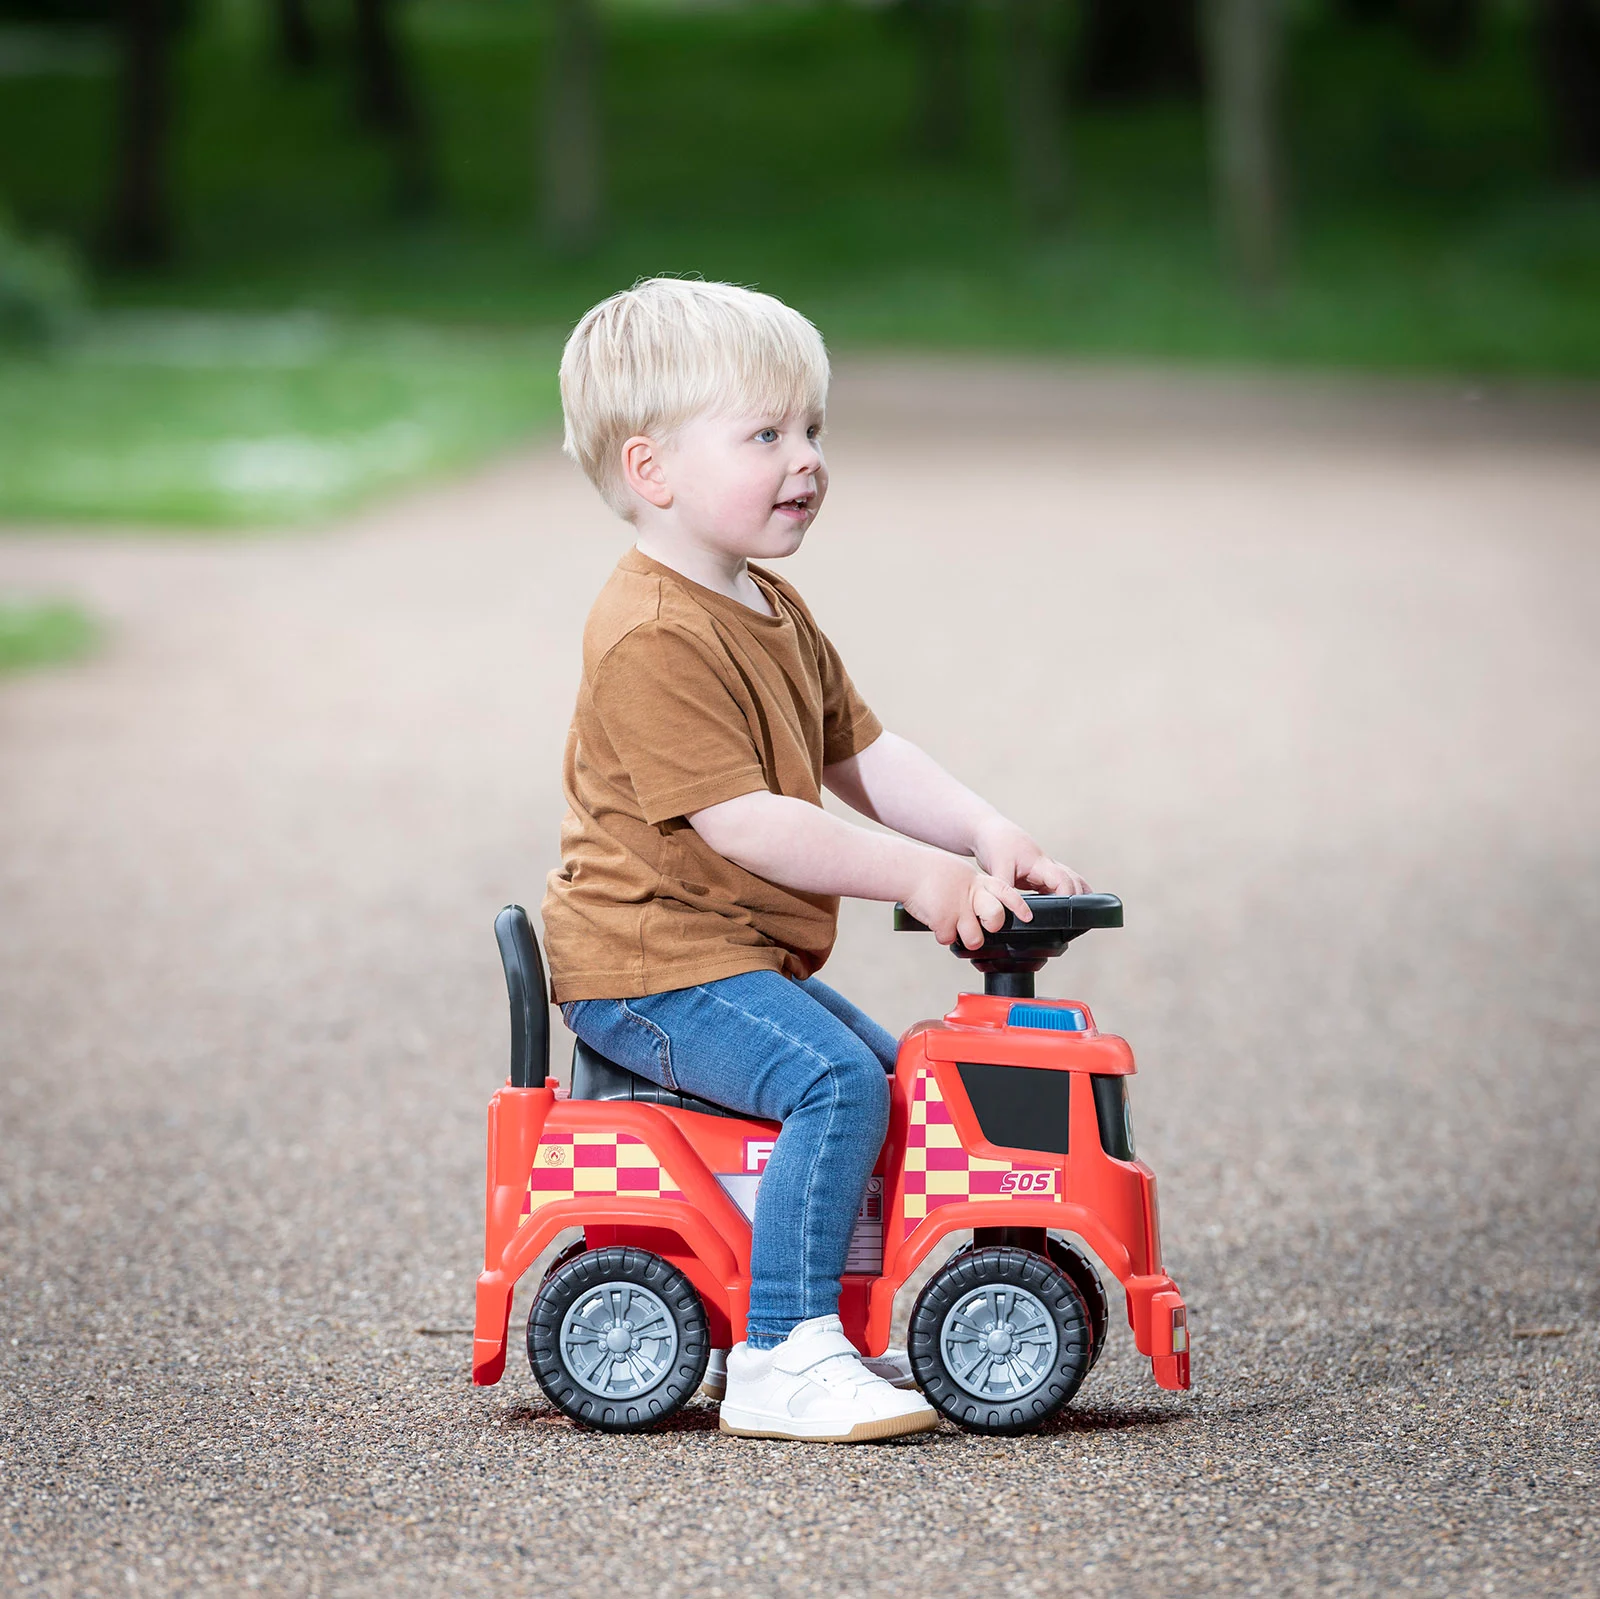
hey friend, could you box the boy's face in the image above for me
[650,407,827,560]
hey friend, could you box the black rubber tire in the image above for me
[527,1246,710,1432]
[1047,1234,1110,1371]
[908,1245,1091,1435]
[955,1232,1110,1371]
[538,1237,588,1287]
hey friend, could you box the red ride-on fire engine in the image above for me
[472,894,1191,1435]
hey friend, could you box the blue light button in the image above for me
[1007,1003,1087,1032]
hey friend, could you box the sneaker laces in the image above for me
[803,1350,877,1394]
[773,1318,883,1395]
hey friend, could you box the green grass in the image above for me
[0,315,561,525]
[0,0,1596,528]
[0,598,97,671]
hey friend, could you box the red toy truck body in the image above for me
[472,896,1190,1431]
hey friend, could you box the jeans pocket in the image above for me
[617,1000,676,1090]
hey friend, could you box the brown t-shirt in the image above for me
[541,548,883,1003]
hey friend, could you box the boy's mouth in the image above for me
[773,496,813,521]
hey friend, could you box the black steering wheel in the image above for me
[893,892,1124,995]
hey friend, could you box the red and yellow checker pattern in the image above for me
[520,1131,682,1224]
[902,1070,1058,1240]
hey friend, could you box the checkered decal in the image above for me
[902,1070,1058,1239]
[519,1132,681,1224]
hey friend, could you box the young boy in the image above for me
[542,278,1087,1443]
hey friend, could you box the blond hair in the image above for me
[559,277,830,519]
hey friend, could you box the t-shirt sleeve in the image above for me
[590,625,770,825]
[816,626,883,766]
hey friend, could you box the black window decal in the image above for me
[954,1063,1070,1157]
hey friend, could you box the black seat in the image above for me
[569,1038,741,1119]
[569,1029,895,1116]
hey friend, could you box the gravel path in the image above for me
[2,362,1597,1596]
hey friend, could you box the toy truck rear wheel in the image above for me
[908,1246,1092,1435]
[527,1246,710,1432]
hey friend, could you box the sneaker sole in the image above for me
[703,1374,917,1402]
[718,1407,941,1443]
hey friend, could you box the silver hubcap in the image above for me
[560,1281,679,1399]
[941,1284,1059,1401]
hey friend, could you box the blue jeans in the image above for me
[561,972,895,1349]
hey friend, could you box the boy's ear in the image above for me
[621,435,673,510]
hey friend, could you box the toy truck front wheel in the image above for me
[908,1246,1092,1435]
[955,1231,1111,1372]
[1047,1235,1110,1371]
[527,1246,711,1431]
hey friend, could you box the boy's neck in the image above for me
[633,533,773,615]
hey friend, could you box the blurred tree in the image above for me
[105,0,178,264]
[1334,0,1482,62]
[274,0,318,71]
[1535,0,1600,176]
[351,0,434,209]
[1003,0,1069,230]
[0,0,183,263]
[904,0,974,159]
[1205,0,1283,290]
[1408,0,1480,59]
[1075,0,1201,102]
[540,0,603,253]
[0,0,113,15]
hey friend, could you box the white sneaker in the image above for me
[701,1343,917,1400]
[717,1316,940,1443]
[861,1346,918,1389]
[701,1349,729,1401]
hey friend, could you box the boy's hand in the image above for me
[972,817,1091,898]
[904,854,1034,952]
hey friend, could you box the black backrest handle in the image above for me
[494,904,549,1089]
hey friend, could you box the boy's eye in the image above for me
[755,428,779,443]
[807,425,822,441]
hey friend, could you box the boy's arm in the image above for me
[688,727,1089,949]
[821,730,1089,898]
[688,790,1027,951]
